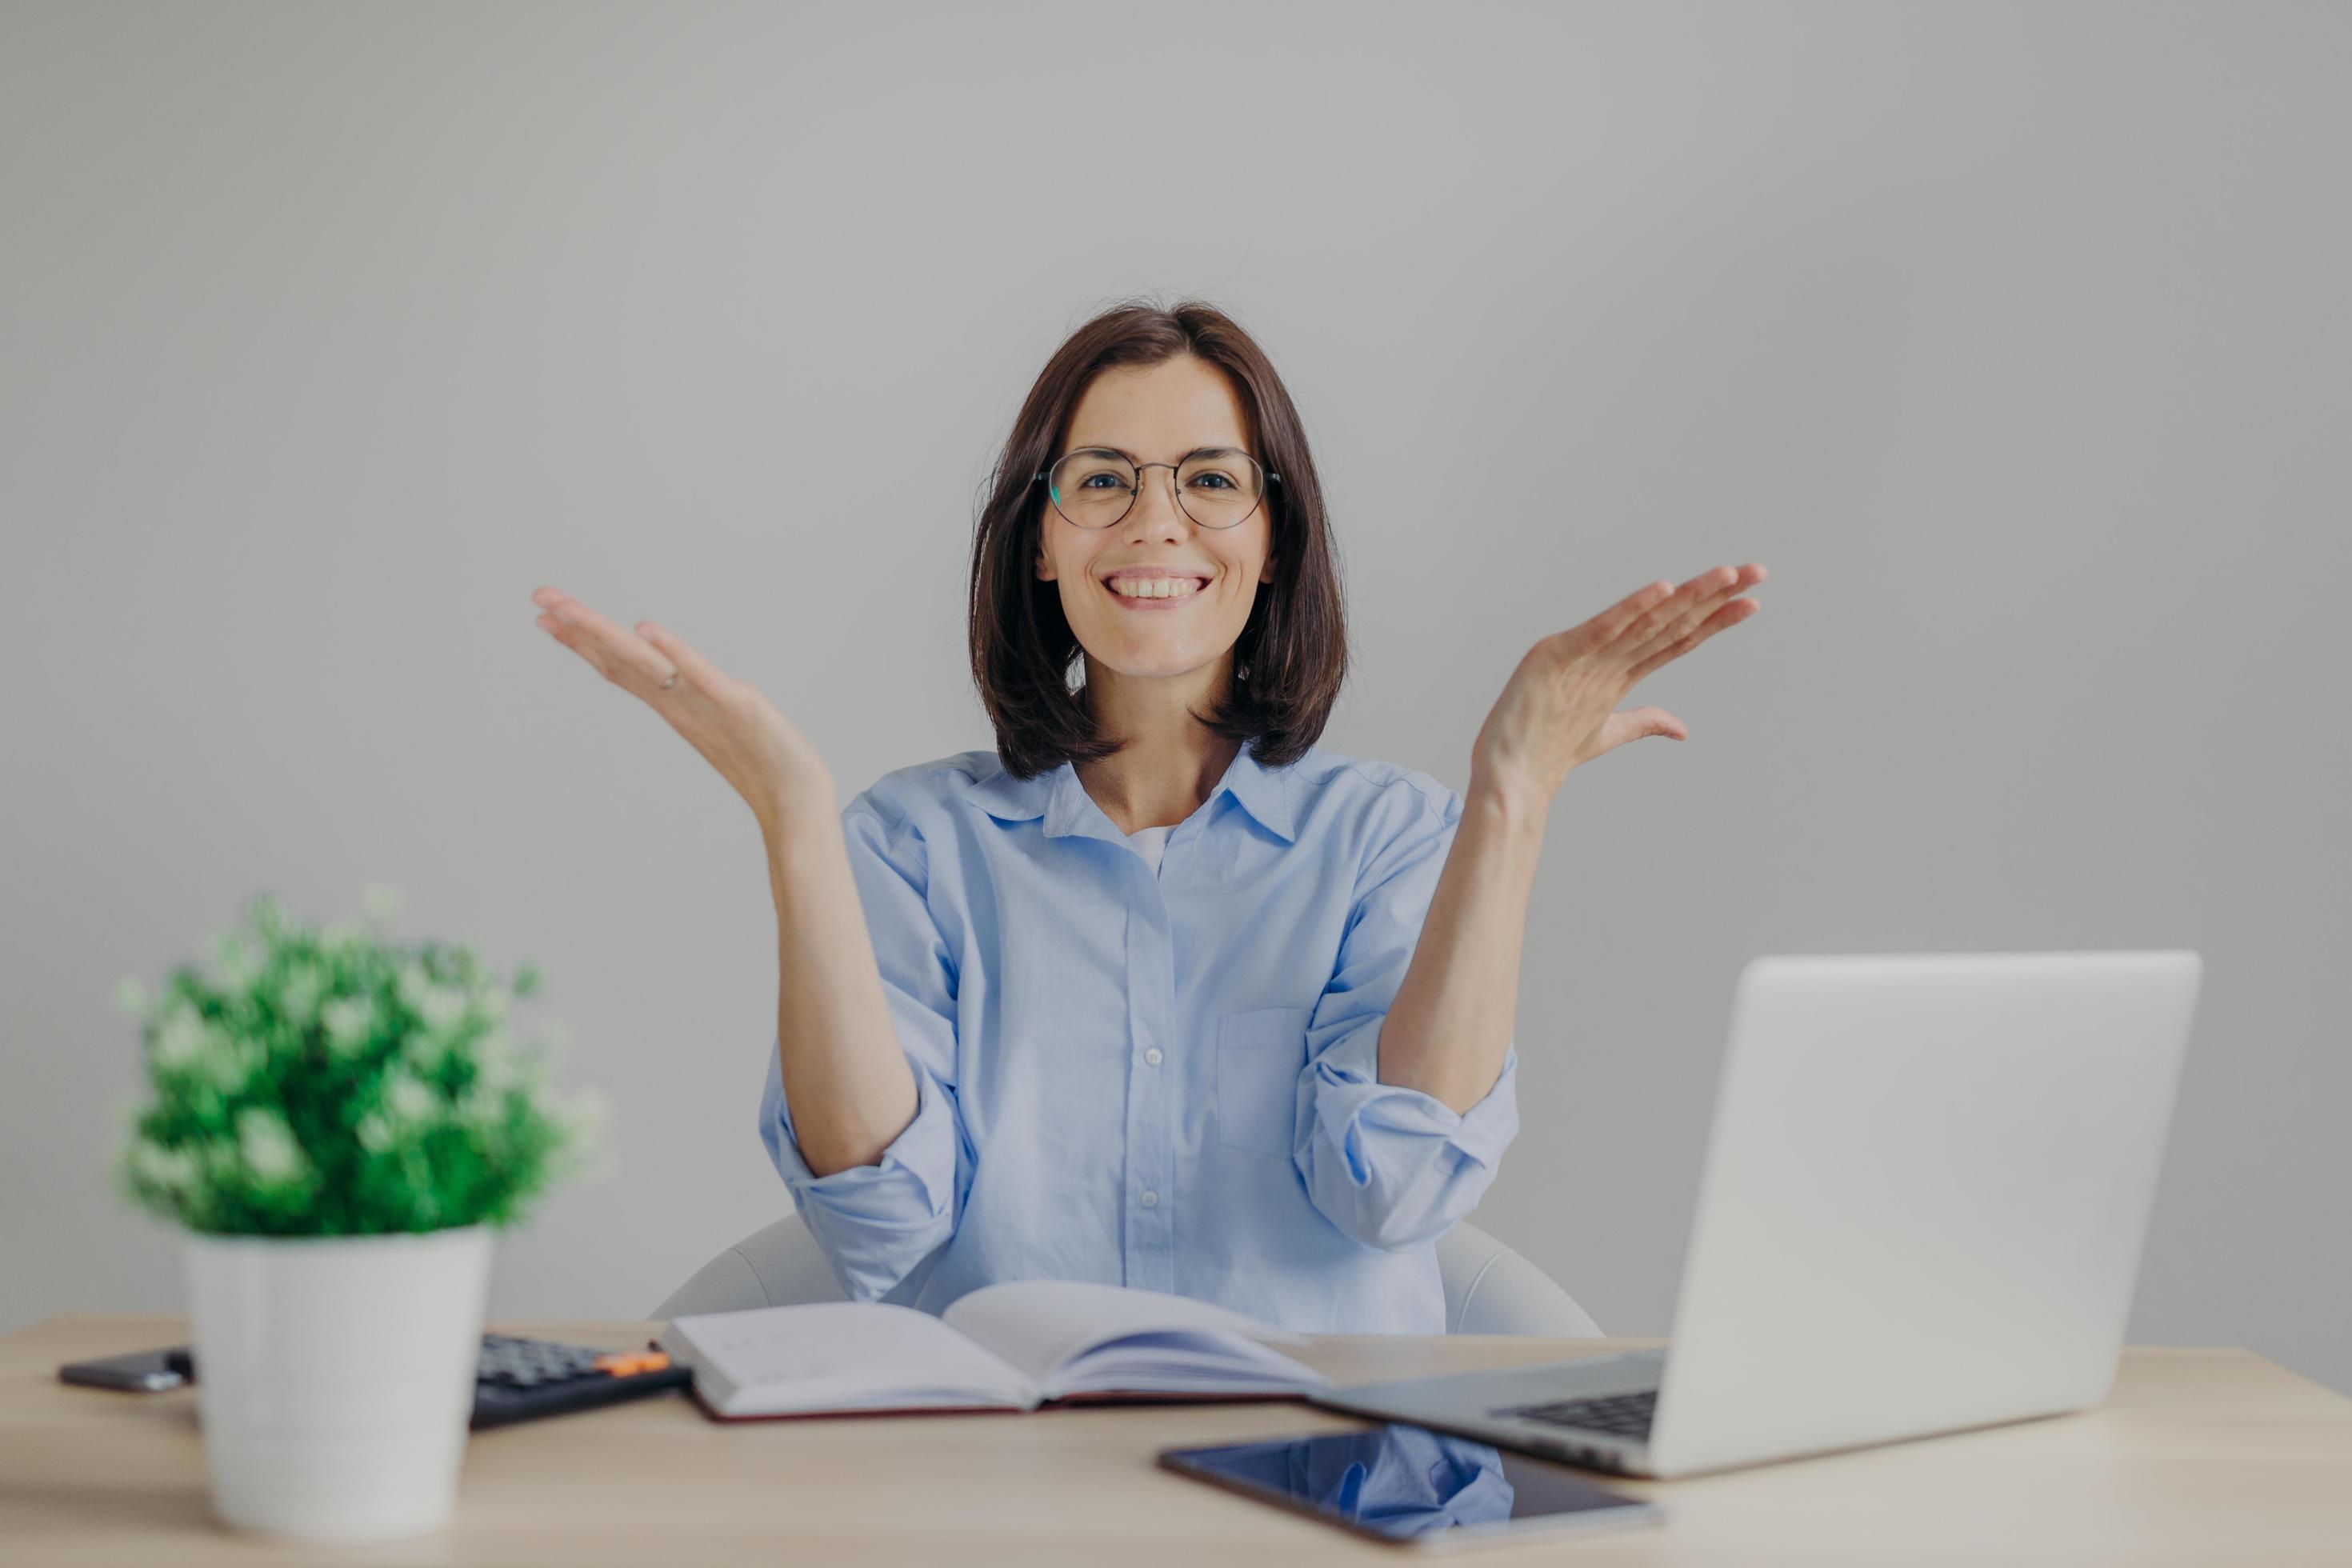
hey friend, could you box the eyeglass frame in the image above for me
[1033,446,1281,531]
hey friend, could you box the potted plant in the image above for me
[113,886,606,1543]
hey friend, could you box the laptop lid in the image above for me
[1644,950,2200,1478]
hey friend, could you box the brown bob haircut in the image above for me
[969,298,1347,780]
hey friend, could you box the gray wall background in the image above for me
[6,2,2346,1394]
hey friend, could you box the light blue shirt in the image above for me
[756,741,1521,1334]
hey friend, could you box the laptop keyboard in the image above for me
[1492,1387,1658,1439]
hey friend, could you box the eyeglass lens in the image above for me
[1047,449,1265,529]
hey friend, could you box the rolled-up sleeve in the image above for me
[756,802,966,1302]
[1292,784,1520,1251]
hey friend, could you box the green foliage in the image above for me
[113,885,606,1237]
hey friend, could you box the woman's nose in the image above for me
[1124,469,1190,538]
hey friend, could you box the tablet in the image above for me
[1159,1422,1662,1549]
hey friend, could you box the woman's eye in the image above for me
[1078,473,1125,489]
[1190,473,1234,490]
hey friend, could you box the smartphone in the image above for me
[1159,1422,1662,1549]
[56,1345,191,1392]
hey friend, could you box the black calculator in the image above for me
[144,1335,692,1430]
[469,1334,693,1429]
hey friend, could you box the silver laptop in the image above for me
[1314,950,2202,1479]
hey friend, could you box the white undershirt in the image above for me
[1126,822,1175,875]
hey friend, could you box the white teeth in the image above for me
[1108,577,1202,599]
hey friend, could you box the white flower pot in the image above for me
[181,1225,494,1543]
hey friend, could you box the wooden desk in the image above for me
[6,1314,2350,1564]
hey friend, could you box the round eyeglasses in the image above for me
[1035,446,1278,530]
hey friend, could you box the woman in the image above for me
[530,300,1765,1333]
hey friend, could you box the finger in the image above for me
[1623,563,1764,665]
[1592,578,1682,644]
[1602,566,1726,656]
[534,594,673,693]
[1592,705,1688,759]
[1625,595,1762,684]
[1621,706,1687,742]
[633,621,728,695]
[538,611,633,686]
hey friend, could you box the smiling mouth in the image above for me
[1103,576,1209,601]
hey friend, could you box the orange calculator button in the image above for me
[591,1351,670,1376]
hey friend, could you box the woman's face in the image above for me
[1035,354,1277,689]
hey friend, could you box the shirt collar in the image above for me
[963,741,1297,845]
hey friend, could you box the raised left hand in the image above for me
[1470,562,1767,807]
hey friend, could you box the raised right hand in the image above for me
[1469,562,1766,810]
[530,585,835,834]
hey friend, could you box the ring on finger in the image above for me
[658,672,678,690]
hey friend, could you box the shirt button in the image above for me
[1143,1047,1163,1066]
[1140,1190,1159,1209]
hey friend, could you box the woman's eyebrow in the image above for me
[1073,443,1248,462]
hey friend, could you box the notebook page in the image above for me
[1054,1330,1330,1395]
[941,1280,1316,1392]
[661,1302,1039,1416]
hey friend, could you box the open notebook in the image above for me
[656,1280,1334,1419]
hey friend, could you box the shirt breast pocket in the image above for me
[1214,1006,1313,1158]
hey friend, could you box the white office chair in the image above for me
[652,1211,1602,1337]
